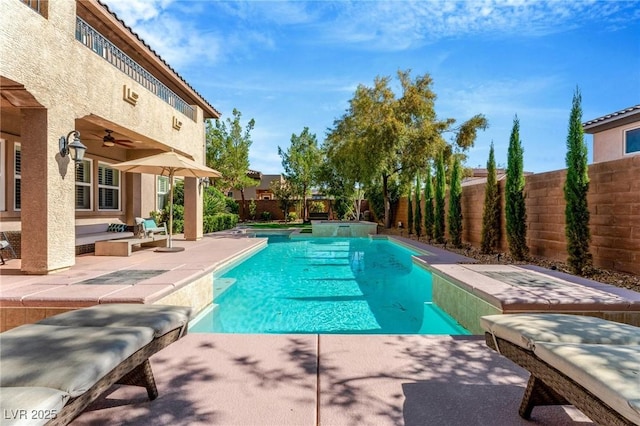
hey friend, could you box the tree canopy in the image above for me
[324,70,487,227]
[278,127,322,221]
[205,108,257,219]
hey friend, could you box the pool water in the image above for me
[190,236,469,334]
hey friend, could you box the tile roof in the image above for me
[583,105,640,130]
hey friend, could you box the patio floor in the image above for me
[71,333,592,425]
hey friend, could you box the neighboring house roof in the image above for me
[94,0,221,119]
[583,105,640,133]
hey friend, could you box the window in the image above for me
[157,176,170,210]
[0,139,4,211]
[98,163,120,210]
[75,159,92,210]
[625,127,640,155]
[14,143,21,211]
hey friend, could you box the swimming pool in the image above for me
[190,236,469,334]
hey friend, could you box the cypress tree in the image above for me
[448,157,463,248]
[414,176,422,238]
[424,164,435,241]
[407,189,413,235]
[480,142,501,253]
[434,151,447,244]
[506,116,528,260]
[564,87,591,274]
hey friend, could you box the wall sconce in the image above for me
[59,131,87,163]
[199,177,211,189]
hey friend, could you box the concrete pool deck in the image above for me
[70,333,591,425]
[1,232,639,424]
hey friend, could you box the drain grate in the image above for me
[79,270,168,285]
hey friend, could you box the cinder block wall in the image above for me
[392,156,640,275]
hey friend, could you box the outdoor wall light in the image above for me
[199,177,211,189]
[59,130,87,163]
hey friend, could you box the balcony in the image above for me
[75,17,196,121]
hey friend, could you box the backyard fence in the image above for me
[393,156,640,275]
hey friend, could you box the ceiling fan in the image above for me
[100,129,135,148]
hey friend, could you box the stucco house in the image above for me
[583,105,640,163]
[1,0,220,274]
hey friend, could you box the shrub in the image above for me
[407,190,413,234]
[434,151,446,243]
[564,87,591,274]
[424,165,435,241]
[203,213,239,233]
[309,201,325,213]
[287,212,298,222]
[448,157,462,248]
[249,199,257,220]
[261,211,272,221]
[506,116,528,260]
[480,142,501,254]
[414,176,422,238]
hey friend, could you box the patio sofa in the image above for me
[75,223,134,255]
[0,304,192,425]
[482,313,640,425]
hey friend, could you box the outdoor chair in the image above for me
[135,217,167,238]
[482,313,640,425]
[0,304,192,425]
[0,232,16,264]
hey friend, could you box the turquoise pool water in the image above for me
[190,236,469,334]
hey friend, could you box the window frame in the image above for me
[14,142,21,211]
[75,158,93,211]
[97,162,121,211]
[157,175,170,210]
[624,126,640,156]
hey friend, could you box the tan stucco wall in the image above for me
[593,122,640,163]
[1,1,208,272]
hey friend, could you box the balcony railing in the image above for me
[75,17,196,121]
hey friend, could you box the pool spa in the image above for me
[190,236,469,335]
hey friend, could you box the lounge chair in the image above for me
[0,304,192,425]
[482,313,640,425]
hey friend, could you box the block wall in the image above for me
[392,156,640,275]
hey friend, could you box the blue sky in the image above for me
[103,0,640,174]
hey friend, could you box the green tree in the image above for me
[448,156,463,248]
[205,108,257,220]
[414,176,422,238]
[407,189,414,234]
[279,127,322,221]
[424,164,435,241]
[480,142,501,254]
[434,151,447,243]
[564,87,592,274]
[506,116,529,260]
[270,179,296,222]
[325,70,487,228]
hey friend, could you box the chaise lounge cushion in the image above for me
[480,313,640,350]
[38,304,192,338]
[0,324,153,397]
[0,387,70,426]
[533,342,640,425]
